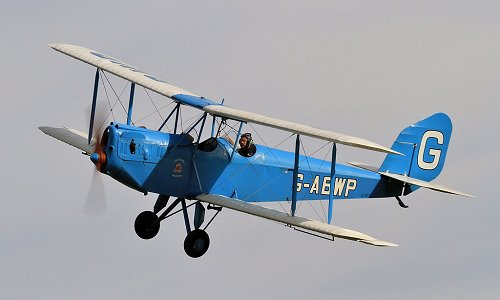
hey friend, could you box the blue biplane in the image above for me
[40,44,473,258]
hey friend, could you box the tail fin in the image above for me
[379,113,452,186]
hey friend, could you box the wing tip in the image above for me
[374,145,402,156]
[389,149,404,156]
[359,239,399,247]
[48,43,62,49]
[38,126,53,134]
[460,193,477,198]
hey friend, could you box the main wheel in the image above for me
[134,211,160,239]
[184,229,210,258]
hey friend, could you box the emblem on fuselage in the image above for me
[172,158,185,178]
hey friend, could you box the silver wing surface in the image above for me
[39,126,94,154]
[196,194,398,247]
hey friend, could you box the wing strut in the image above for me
[174,104,181,133]
[291,134,300,216]
[327,143,337,224]
[158,103,180,132]
[127,82,135,125]
[230,121,244,161]
[211,115,217,137]
[88,68,100,144]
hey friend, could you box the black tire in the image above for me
[134,211,160,239]
[184,229,210,258]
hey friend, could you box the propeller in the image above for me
[84,101,109,216]
[83,166,107,216]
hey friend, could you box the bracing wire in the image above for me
[295,136,326,222]
[249,123,293,169]
[101,72,130,122]
[295,141,333,222]
[97,73,118,131]
[248,124,332,220]
[212,122,334,218]
[134,102,174,124]
[143,88,164,121]
[96,72,136,132]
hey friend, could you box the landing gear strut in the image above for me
[134,195,221,258]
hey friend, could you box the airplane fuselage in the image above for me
[102,123,402,202]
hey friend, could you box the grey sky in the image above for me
[1,1,499,299]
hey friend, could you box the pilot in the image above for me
[238,133,256,157]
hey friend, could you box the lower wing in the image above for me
[39,126,94,154]
[195,194,397,247]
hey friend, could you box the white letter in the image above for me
[334,178,346,196]
[310,176,320,194]
[418,131,444,170]
[321,176,330,195]
[296,173,304,192]
[345,179,357,197]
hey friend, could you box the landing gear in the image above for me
[134,211,160,239]
[134,195,222,258]
[184,229,210,258]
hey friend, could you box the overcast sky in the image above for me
[1,1,499,299]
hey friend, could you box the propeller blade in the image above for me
[83,168,107,216]
[84,99,109,216]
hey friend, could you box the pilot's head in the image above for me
[239,133,252,148]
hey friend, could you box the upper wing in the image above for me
[50,43,399,155]
[196,194,398,247]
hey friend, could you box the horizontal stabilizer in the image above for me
[203,105,401,155]
[196,194,398,247]
[39,126,94,154]
[348,161,379,172]
[379,172,475,198]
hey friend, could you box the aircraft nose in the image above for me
[90,152,99,164]
[90,150,107,172]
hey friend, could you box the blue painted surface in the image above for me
[202,140,392,202]
[327,143,336,224]
[291,135,300,215]
[172,94,218,108]
[99,124,396,202]
[379,113,452,193]
[97,113,452,203]
[127,83,135,125]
